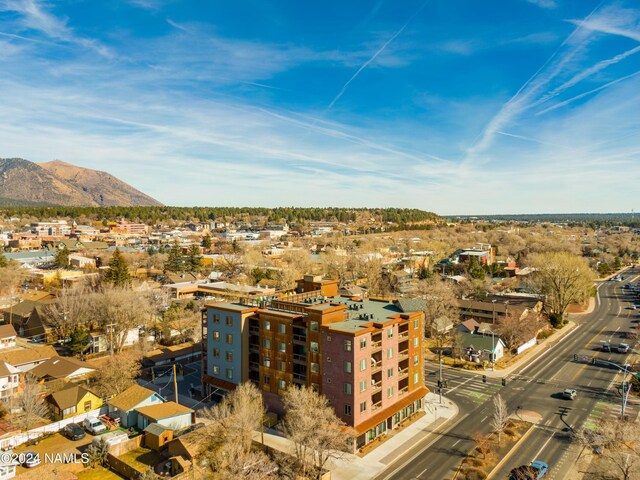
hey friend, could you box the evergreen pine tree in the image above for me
[54,246,70,269]
[187,244,203,273]
[104,248,131,287]
[202,234,212,252]
[165,240,184,273]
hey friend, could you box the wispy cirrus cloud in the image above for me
[0,0,112,57]
[525,0,558,9]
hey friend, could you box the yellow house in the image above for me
[45,385,103,420]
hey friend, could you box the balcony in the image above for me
[371,340,382,352]
[372,401,382,412]
[398,330,409,340]
[249,344,259,353]
[371,380,382,391]
[249,325,259,334]
[399,386,409,396]
[293,354,306,364]
[398,367,409,379]
[293,334,306,344]
[293,373,306,384]
[398,350,409,361]
[371,361,382,374]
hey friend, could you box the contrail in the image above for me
[326,0,431,112]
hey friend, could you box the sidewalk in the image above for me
[250,393,458,480]
[464,319,579,379]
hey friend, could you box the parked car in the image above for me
[62,423,86,441]
[562,388,577,400]
[602,343,611,352]
[618,343,630,353]
[509,460,548,479]
[21,451,41,468]
[83,417,107,435]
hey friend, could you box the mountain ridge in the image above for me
[0,157,162,207]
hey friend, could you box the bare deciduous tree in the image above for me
[283,386,355,478]
[491,394,509,446]
[43,285,91,340]
[200,383,277,480]
[14,374,49,430]
[496,311,544,350]
[93,352,142,398]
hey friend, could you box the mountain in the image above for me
[0,158,162,207]
[38,160,162,207]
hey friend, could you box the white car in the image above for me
[83,417,107,435]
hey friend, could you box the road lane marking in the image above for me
[452,439,461,447]
[519,324,581,375]
[531,429,556,461]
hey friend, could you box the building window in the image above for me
[226,316,233,326]
[226,369,233,380]
[264,320,271,331]
[264,357,271,368]
[213,314,220,324]
[212,348,220,358]
[226,351,233,362]
[84,400,91,411]
[310,362,319,374]
[212,331,220,341]
[360,401,366,413]
[226,334,233,344]
[360,380,366,392]
[263,375,270,385]
[414,337,419,348]
[387,367,393,378]
[278,324,286,334]
[310,342,319,353]
[279,380,286,390]
[344,404,352,416]
[327,335,331,342]
[263,338,271,349]
[387,348,394,359]
[387,328,393,338]
[360,359,366,371]
[414,319,419,329]
[310,321,319,332]
[360,338,367,349]
[344,383,352,395]
[388,387,394,398]
[344,340,352,352]
[344,361,352,373]
[414,354,419,365]
[278,342,286,352]
[414,373,419,384]
[212,365,220,374]
[278,360,286,372]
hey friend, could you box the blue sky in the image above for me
[0,0,638,214]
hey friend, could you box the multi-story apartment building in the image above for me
[202,275,428,450]
[30,220,71,237]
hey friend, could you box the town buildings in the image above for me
[202,275,428,449]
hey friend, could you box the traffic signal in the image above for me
[592,357,597,365]
[573,354,577,361]
[437,380,442,388]
[502,378,506,387]
[482,375,487,383]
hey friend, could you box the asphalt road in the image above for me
[375,267,640,480]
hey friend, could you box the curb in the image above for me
[485,423,537,480]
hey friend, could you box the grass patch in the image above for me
[78,466,127,480]
[117,447,162,472]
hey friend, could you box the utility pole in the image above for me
[106,323,116,355]
[438,350,443,405]
[173,364,179,405]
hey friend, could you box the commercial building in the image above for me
[202,275,428,449]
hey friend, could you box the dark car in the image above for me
[62,422,86,441]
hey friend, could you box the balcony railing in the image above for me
[398,368,409,379]
[249,325,259,334]
[293,373,306,383]
[371,381,382,391]
[371,340,382,351]
[398,350,409,360]
[371,361,382,373]
[293,353,306,363]
[399,386,409,396]
[398,331,409,340]
[372,401,382,412]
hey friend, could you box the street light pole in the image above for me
[438,351,443,405]
[491,330,495,372]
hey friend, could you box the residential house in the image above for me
[0,345,57,372]
[142,343,202,368]
[457,332,506,363]
[108,384,166,428]
[135,402,194,430]
[86,326,142,354]
[3,299,57,343]
[45,385,103,420]
[0,325,17,349]
[457,319,480,334]
[0,362,20,401]
[68,254,96,269]
[0,450,17,479]
[29,356,95,382]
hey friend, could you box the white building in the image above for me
[0,362,20,401]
